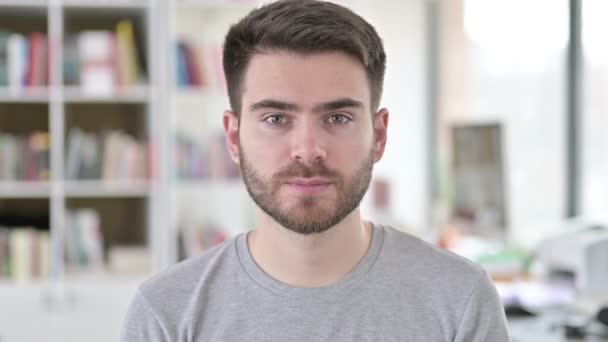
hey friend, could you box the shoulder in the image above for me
[136,235,241,311]
[375,225,507,337]
[376,224,488,296]
[379,224,485,278]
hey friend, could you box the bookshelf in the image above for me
[164,0,259,263]
[0,2,165,341]
[0,181,51,198]
[0,87,49,102]
[0,0,162,293]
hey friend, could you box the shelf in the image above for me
[64,180,150,197]
[63,85,149,103]
[0,0,47,8]
[173,179,246,195]
[0,181,51,198]
[64,269,148,284]
[0,86,149,103]
[174,0,259,11]
[171,87,229,100]
[0,87,49,103]
[173,177,244,188]
[61,0,148,9]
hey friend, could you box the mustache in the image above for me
[274,162,340,180]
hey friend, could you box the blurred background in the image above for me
[0,0,607,341]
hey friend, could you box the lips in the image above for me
[285,178,332,195]
[286,178,332,186]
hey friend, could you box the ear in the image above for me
[372,108,389,163]
[223,110,240,164]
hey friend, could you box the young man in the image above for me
[122,1,510,341]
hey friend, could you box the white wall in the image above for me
[354,0,430,233]
[439,0,568,248]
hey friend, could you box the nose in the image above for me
[290,119,327,165]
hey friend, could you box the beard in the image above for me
[239,145,374,235]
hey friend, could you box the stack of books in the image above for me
[66,127,148,181]
[0,227,50,283]
[64,209,104,271]
[0,131,50,181]
[64,20,144,94]
[174,132,239,180]
[175,39,225,92]
[0,30,49,91]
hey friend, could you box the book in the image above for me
[66,127,147,181]
[77,209,103,267]
[173,132,239,181]
[0,228,11,279]
[0,30,9,86]
[9,228,33,283]
[0,132,50,181]
[0,133,17,180]
[176,41,189,87]
[115,20,140,87]
[66,127,84,180]
[183,42,202,86]
[175,39,210,89]
[68,23,144,93]
[25,32,48,87]
[101,131,121,179]
[65,209,104,270]
[2,228,50,282]
[78,30,116,95]
[32,132,50,181]
[63,35,79,85]
[39,232,49,279]
[7,33,27,92]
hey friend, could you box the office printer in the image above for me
[536,223,608,297]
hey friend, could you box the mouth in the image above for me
[284,178,333,195]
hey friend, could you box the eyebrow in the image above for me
[312,98,364,113]
[248,98,364,113]
[249,99,300,112]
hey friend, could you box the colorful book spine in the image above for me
[8,33,27,91]
[0,132,50,181]
[64,209,104,270]
[115,20,139,87]
[0,30,9,86]
[66,128,148,181]
[0,228,49,283]
[72,22,143,93]
[175,39,212,89]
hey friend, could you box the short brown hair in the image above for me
[223,0,386,114]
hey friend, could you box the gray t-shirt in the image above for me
[121,224,510,341]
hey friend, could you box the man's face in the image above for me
[224,52,388,235]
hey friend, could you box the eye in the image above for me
[264,114,288,125]
[326,114,351,125]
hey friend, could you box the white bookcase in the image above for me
[0,1,164,341]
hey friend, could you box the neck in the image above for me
[248,208,373,288]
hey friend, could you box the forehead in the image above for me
[241,51,371,110]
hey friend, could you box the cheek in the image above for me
[335,129,374,156]
[240,132,289,170]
